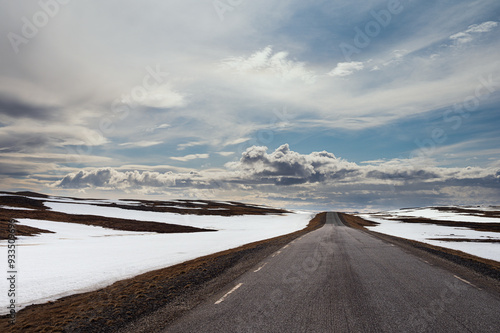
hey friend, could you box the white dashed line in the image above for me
[283,244,289,249]
[215,283,243,304]
[272,250,282,257]
[254,263,268,272]
[454,275,480,289]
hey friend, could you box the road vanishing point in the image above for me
[165,212,500,332]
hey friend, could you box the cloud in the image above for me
[0,96,57,120]
[170,153,210,162]
[226,144,360,185]
[217,151,235,157]
[139,84,186,109]
[118,141,163,148]
[52,145,500,191]
[450,21,498,44]
[146,123,170,133]
[327,62,364,77]
[221,46,316,84]
[382,50,409,67]
[3,1,500,210]
[54,168,178,189]
[52,144,500,210]
[224,138,251,146]
[464,21,498,33]
[177,141,209,151]
[0,120,108,153]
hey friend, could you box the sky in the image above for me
[0,0,499,212]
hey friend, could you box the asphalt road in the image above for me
[165,212,500,332]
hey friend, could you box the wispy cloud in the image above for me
[170,153,210,162]
[217,151,235,157]
[118,141,163,148]
[450,21,498,45]
[221,46,316,84]
[327,62,364,77]
[177,141,209,151]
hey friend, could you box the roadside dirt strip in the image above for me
[0,213,326,333]
[163,213,500,333]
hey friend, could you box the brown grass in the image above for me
[434,206,500,218]
[0,218,54,239]
[390,217,500,233]
[338,213,379,229]
[100,200,289,216]
[0,195,47,210]
[0,191,290,216]
[0,213,325,333]
[428,238,500,243]
[0,192,290,240]
[0,209,214,240]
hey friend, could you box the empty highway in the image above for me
[165,212,500,332]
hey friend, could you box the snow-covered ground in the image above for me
[0,198,312,314]
[0,206,35,211]
[359,207,500,262]
[383,207,500,223]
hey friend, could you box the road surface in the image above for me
[165,212,500,332]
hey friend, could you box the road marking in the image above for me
[272,250,282,257]
[215,283,243,304]
[254,263,268,272]
[454,275,480,289]
[283,244,289,249]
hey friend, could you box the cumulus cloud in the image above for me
[327,62,364,77]
[450,21,498,44]
[226,145,500,187]
[54,144,499,190]
[52,144,500,210]
[221,46,316,84]
[226,144,360,185]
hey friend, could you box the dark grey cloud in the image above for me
[0,96,57,120]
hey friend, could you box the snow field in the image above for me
[0,204,312,314]
[359,207,500,262]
